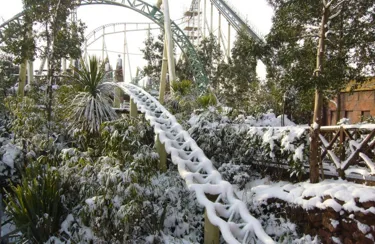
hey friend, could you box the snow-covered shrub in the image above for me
[100,117,155,159]
[66,56,118,135]
[5,162,66,243]
[0,143,24,183]
[57,148,204,243]
[218,163,254,189]
[50,115,206,243]
[188,109,309,179]
[57,146,158,243]
[147,171,204,243]
[5,96,47,140]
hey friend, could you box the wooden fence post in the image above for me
[338,126,346,179]
[204,194,220,244]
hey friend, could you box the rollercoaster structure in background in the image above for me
[0,0,264,87]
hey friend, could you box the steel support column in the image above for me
[163,0,176,84]
[203,0,207,39]
[227,22,231,59]
[218,12,221,48]
[210,1,214,35]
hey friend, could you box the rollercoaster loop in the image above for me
[117,82,274,244]
[0,0,209,88]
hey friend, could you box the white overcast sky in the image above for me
[0,0,274,81]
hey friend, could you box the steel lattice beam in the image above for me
[211,0,264,43]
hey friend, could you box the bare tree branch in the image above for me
[325,0,335,8]
[329,8,342,20]
[322,0,328,8]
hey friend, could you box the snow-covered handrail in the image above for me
[117,83,274,244]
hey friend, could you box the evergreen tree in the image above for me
[215,29,260,110]
[176,35,223,86]
[0,54,19,112]
[140,32,164,83]
[266,0,375,120]
[266,0,375,182]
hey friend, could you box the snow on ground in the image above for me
[242,178,375,213]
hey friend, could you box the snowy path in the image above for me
[117,83,274,244]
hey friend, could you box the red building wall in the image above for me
[326,90,375,125]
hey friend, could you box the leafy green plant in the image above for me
[171,80,193,96]
[196,92,217,108]
[100,117,154,161]
[6,96,46,140]
[5,161,66,243]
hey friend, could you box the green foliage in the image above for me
[0,21,35,64]
[196,92,217,108]
[0,55,18,113]
[213,28,260,111]
[166,80,202,118]
[1,0,85,64]
[176,34,223,83]
[6,96,46,140]
[100,117,154,160]
[265,0,375,123]
[5,162,65,243]
[140,33,164,82]
[171,79,193,96]
[56,116,161,242]
[67,56,118,134]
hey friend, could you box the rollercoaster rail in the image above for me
[117,82,274,244]
[211,0,265,43]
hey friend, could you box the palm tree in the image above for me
[68,56,118,134]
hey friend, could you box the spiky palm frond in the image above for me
[68,56,118,134]
[72,56,106,97]
[68,90,117,134]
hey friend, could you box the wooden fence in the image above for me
[319,125,375,180]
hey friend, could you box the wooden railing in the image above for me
[319,125,375,179]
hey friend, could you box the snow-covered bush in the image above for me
[218,163,254,189]
[58,148,157,243]
[0,142,24,183]
[148,171,204,243]
[188,109,309,179]
[48,117,203,243]
[6,96,47,140]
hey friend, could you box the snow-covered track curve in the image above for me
[118,83,274,244]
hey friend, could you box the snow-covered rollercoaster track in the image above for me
[117,83,274,244]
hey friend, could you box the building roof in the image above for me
[342,78,375,92]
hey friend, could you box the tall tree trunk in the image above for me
[18,60,27,98]
[336,6,345,124]
[46,23,53,139]
[309,4,330,183]
[46,0,62,139]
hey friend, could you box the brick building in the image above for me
[326,78,375,125]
